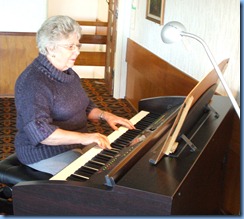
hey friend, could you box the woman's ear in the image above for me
[46,44,56,57]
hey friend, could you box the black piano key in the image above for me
[113,139,130,146]
[149,112,162,119]
[67,173,89,182]
[75,166,96,177]
[135,121,147,127]
[130,129,142,134]
[144,112,161,121]
[134,124,147,130]
[119,133,138,141]
[120,129,141,138]
[92,155,107,164]
[102,149,118,156]
[110,148,121,153]
[115,140,130,146]
[83,165,99,171]
[144,116,157,121]
[79,166,97,174]
[142,118,154,124]
[110,141,128,150]
[121,134,136,140]
[88,160,104,168]
[111,142,126,149]
[95,154,111,162]
[73,171,91,179]
[117,135,132,141]
[134,113,161,130]
[99,153,114,159]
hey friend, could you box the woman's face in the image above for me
[47,32,81,71]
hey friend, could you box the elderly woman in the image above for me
[14,15,134,175]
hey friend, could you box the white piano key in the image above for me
[50,110,149,181]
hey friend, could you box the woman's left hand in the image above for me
[102,111,135,130]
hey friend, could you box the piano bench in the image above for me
[0,153,51,214]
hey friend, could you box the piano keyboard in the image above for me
[50,110,161,181]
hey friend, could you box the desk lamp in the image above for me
[160,21,240,119]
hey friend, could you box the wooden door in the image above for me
[105,0,118,94]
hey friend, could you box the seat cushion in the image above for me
[0,154,52,186]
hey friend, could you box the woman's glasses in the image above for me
[57,43,82,51]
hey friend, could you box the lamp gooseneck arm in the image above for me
[181,31,240,118]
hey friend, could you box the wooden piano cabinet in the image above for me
[12,96,233,215]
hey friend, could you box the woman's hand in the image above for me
[81,133,111,149]
[41,129,111,150]
[88,108,135,131]
[102,112,135,131]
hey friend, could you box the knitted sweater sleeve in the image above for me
[15,76,58,146]
[23,117,57,146]
[86,99,97,115]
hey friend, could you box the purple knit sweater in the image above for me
[14,54,96,164]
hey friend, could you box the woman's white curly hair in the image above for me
[36,15,82,55]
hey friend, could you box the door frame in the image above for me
[113,0,132,99]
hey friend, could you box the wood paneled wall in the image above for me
[0,32,38,96]
[222,113,240,214]
[125,39,198,109]
[125,38,240,215]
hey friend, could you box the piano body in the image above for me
[12,94,233,216]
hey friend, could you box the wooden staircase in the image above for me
[75,20,108,67]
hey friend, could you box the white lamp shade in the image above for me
[161,21,186,44]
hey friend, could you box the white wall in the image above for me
[115,0,240,104]
[0,0,47,32]
[48,0,107,79]
[97,0,108,21]
[48,0,98,20]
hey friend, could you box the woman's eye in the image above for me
[68,45,74,49]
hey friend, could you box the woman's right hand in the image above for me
[41,128,111,150]
[81,133,111,150]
